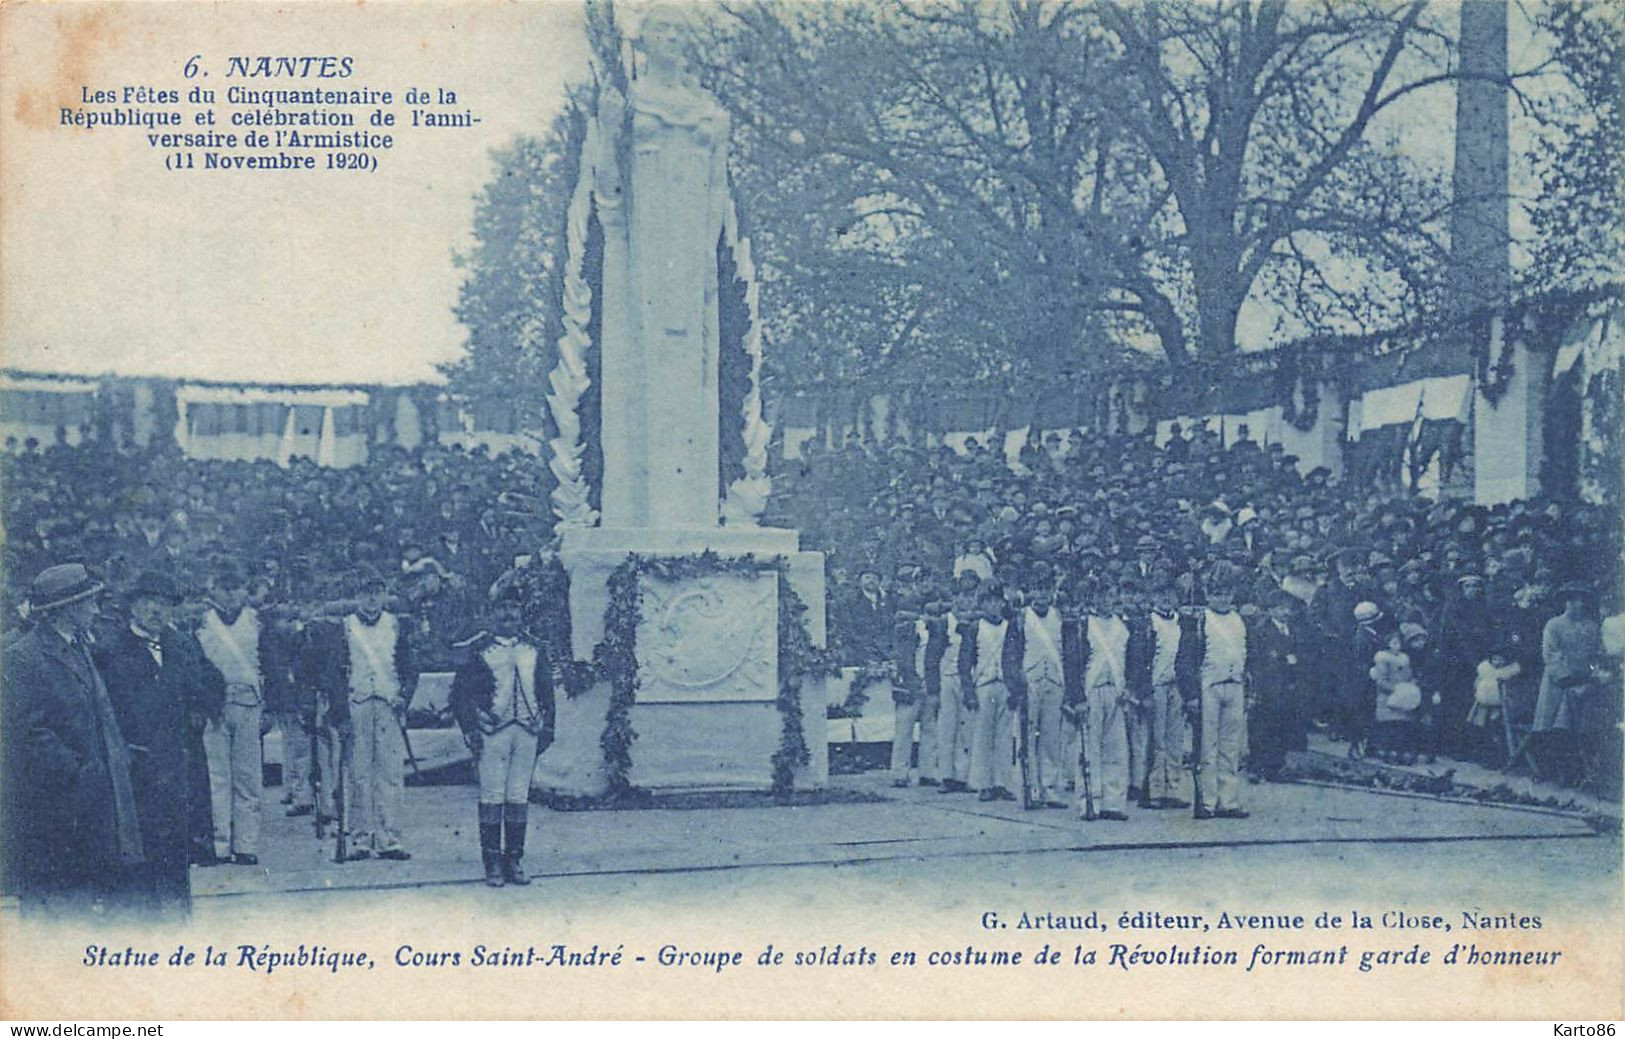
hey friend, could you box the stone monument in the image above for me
[536,6,827,795]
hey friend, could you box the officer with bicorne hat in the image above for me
[449,584,556,887]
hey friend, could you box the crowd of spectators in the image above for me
[778,424,1624,794]
[2,438,554,670]
[4,419,1620,795]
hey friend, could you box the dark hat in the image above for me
[1262,588,1295,611]
[1557,581,1595,604]
[210,557,249,589]
[129,570,181,603]
[29,563,104,613]
[352,563,388,592]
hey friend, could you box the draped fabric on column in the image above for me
[316,406,337,467]
[274,407,299,468]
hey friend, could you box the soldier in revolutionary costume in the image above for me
[889,572,936,787]
[926,586,978,794]
[195,560,271,865]
[1005,580,1070,808]
[450,587,556,887]
[1133,572,1193,808]
[1179,563,1251,819]
[1066,581,1132,820]
[967,585,1018,802]
[328,566,415,861]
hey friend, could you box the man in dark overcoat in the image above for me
[1,563,144,913]
[1246,589,1310,779]
[95,570,224,914]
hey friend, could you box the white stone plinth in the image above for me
[1474,340,1548,505]
[533,525,828,796]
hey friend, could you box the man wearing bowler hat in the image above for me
[1,563,144,913]
[96,570,224,912]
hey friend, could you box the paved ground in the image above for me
[192,820,1620,929]
[192,768,1608,899]
[8,768,1617,1019]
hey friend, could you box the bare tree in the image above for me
[1098,0,1472,357]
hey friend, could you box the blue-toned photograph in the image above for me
[0,0,1619,1021]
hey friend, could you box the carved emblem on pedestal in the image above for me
[637,573,778,702]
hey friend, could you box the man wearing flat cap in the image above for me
[96,570,224,912]
[2,563,144,912]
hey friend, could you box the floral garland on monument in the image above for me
[544,108,606,528]
[1275,349,1321,433]
[719,199,773,526]
[1475,311,1517,408]
[592,559,644,800]
[717,227,751,503]
[591,552,835,799]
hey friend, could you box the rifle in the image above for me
[1072,615,1095,821]
[311,701,325,840]
[396,708,422,781]
[1017,687,1033,810]
[1169,571,1206,817]
[1188,610,1206,818]
[1008,615,1034,810]
[1075,685,1095,821]
[333,726,349,863]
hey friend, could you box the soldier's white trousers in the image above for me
[1025,676,1067,803]
[203,702,262,857]
[933,677,973,784]
[346,698,404,852]
[479,725,540,805]
[1146,681,1188,802]
[969,681,1015,793]
[1199,680,1246,813]
[891,695,940,782]
[1080,687,1128,817]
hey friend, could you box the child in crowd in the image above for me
[1369,628,1422,763]
[1468,643,1522,768]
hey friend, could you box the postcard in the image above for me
[1,0,1620,1021]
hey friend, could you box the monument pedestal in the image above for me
[534,526,828,797]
